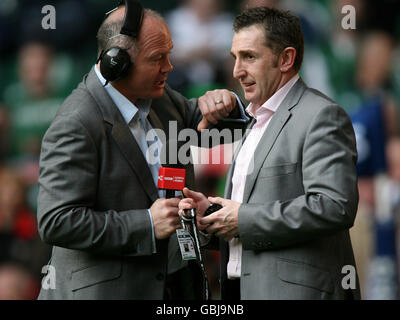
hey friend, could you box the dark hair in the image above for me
[233,7,304,72]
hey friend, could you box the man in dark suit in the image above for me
[36,3,243,299]
[179,7,361,300]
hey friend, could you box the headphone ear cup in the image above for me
[99,47,132,82]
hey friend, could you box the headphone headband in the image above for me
[118,0,144,39]
[99,1,143,84]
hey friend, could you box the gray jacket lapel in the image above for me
[148,109,165,133]
[85,69,159,202]
[224,117,256,199]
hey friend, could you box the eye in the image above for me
[246,54,255,60]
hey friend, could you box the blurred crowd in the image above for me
[0,0,400,300]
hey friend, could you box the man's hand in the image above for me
[197,89,237,131]
[150,198,181,239]
[200,197,241,242]
[179,187,210,230]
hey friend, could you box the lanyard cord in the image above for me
[181,209,209,300]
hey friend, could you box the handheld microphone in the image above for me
[157,141,186,198]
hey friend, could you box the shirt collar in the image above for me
[246,74,299,119]
[94,65,151,124]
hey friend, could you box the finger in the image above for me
[179,197,194,206]
[182,187,191,198]
[166,208,180,218]
[197,117,209,131]
[215,230,225,238]
[178,199,196,211]
[200,98,219,124]
[222,93,234,114]
[197,222,210,231]
[166,197,181,207]
[208,196,227,206]
[170,216,181,225]
[206,223,221,235]
[211,94,229,118]
[183,188,207,202]
[216,100,230,118]
[206,97,222,124]
[201,211,220,226]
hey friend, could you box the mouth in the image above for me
[242,82,256,90]
[155,80,166,88]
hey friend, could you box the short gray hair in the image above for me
[96,17,138,60]
[96,8,166,61]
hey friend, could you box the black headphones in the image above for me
[98,0,144,84]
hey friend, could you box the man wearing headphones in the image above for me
[36,1,244,299]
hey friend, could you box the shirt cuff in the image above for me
[147,209,157,253]
[231,91,250,121]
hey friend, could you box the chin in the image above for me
[151,88,165,99]
[245,93,255,103]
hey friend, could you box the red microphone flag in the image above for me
[157,167,186,191]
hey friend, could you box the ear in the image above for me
[279,47,296,73]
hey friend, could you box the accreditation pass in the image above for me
[176,229,197,260]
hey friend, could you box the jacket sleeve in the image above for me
[238,104,359,251]
[37,113,154,256]
[164,85,250,137]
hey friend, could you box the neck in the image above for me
[276,70,297,92]
[112,80,138,104]
[253,71,297,110]
[96,63,138,104]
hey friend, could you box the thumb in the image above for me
[197,117,209,131]
[183,187,206,202]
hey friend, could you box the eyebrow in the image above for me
[230,49,257,58]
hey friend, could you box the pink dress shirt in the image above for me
[228,74,299,279]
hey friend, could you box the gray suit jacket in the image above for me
[221,78,360,300]
[37,69,207,299]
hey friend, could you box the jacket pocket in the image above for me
[276,258,333,293]
[71,262,122,291]
[259,163,297,178]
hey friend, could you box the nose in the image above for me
[161,55,173,74]
[233,59,245,80]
